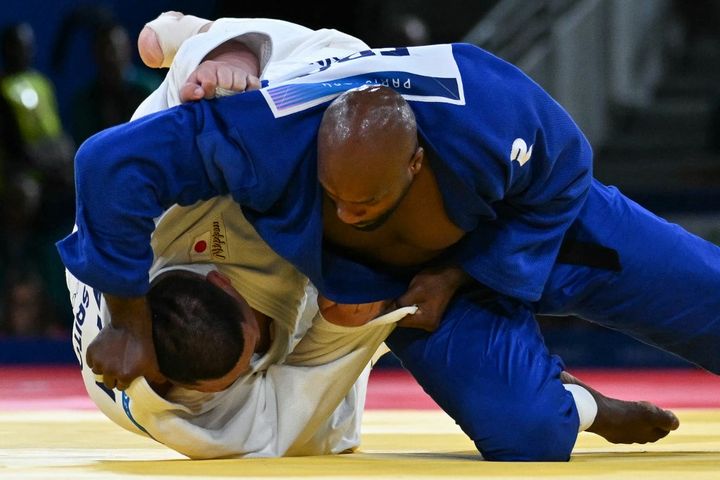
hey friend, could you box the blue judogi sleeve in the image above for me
[416,44,594,302]
[58,43,593,304]
[57,91,321,297]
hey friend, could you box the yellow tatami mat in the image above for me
[1,408,719,479]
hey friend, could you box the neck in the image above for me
[251,308,273,353]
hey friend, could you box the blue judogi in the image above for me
[58,43,720,460]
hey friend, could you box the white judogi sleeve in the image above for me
[132,18,369,120]
[271,306,417,456]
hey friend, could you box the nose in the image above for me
[336,202,367,224]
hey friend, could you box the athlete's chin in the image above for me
[350,220,384,232]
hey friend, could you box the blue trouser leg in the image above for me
[536,180,720,374]
[386,295,579,461]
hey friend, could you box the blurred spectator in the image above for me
[0,22,75,191]
[0,22,75,339]
[71,21,161,145]
[352,0,499,46]
[0,22,75,235]
[0,171,62,338]
[1,269,62,338]
[213,0,498,47]
[375,13,432,47]
[0,173,41,268]
[672,0,720,54]
[671,0,720,152]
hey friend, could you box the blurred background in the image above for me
[0,0,718,368]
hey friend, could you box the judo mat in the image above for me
[2,366,720,479]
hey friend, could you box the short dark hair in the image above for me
[147,271,246,385]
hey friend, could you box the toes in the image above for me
[666,410,680,430]
[653,426,672,440]
[639,401,680,431]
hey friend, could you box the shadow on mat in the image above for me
[64,450,720,478]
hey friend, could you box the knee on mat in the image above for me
[476,407,576,462]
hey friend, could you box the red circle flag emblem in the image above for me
[194,240,208,253]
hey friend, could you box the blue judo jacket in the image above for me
[57,43,592,303]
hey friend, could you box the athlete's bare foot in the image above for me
[561,371,680,444]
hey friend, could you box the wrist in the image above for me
[104,294,152,332]
[442,266,471,289]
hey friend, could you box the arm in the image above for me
[85,295,163,390]
[139,13,369,107]
[70,14,262,388]
[63,14,344,385]
[320,264,472,334]
[395,265,473,331]
[132,18,269,120]
[58,110,214,296]
[454,127,592,303]
[57,92,283,386]
[177,37,261,102]
[317,295,395,327]
[436,44,594,302]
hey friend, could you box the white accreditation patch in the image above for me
[260,44,465,118]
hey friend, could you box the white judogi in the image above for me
[133,18,372,119]
[68,255,413,458]
[68,19,417,459]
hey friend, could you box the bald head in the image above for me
[318,85,424,229]
[319,85,416,155]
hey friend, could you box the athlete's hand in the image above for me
[318,295,396,327]
[86,295,164,390]
[179,60,261,102]
[395,265,471,332]
[86,324,163,390]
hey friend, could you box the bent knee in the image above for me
[476,408,577,461]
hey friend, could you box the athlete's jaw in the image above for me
[349,197,402,231]
[347,177,413,231]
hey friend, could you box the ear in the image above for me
[207,270,250,306]
[206,270,232,288]
[409,146,424,175]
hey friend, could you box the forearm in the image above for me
[437,264,473,291]
[393,264,473,332]
[318,295,394,327]
[104,294,153,333]
[85,292,164,389]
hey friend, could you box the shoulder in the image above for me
[447,42,566,125]
[450,43,539,91]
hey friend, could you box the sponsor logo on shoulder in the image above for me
[190,231,211,261]
[190,217,229,261]
[510,138,533,166]
[210,219,227,260]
